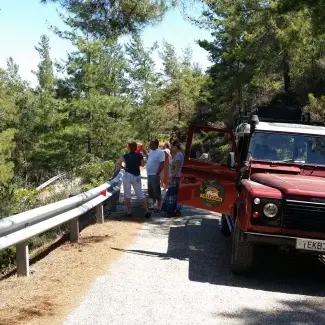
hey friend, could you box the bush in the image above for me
[76,161,115,187]
[0,246,16,270]
[156,134,170,145]
[304,94,325,122]
[11,188,39,214]
[0,161,116,273]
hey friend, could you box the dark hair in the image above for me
[151,138,159,146]
[128,141,137,152]
[172,140,181,150]
[164,142,170,149]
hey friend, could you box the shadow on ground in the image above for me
[218,299,325,325]
[112,206,325,298]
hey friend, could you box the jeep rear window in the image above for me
[249,132,325,165]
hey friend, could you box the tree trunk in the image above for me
[283,49,291,92]
[87,110,92,154]
[237,61,243,115]
[87,136,92,154]
[238,86,243,116]
[177,99,182,123]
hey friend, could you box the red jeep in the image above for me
[178,113,325,275]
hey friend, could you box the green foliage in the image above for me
[0,1,209,272]
[196,0,325,125]
[41,0,168,39]
[11,188,39,214]
[0,128,16,185]
[0,3,205,224]
[304,94,325,122]
[34,35,54,92]
[0,246,16,270]
[125,34,166,142]
[158,41,207,138]
[279,0,325,34]
[76,161,115,187]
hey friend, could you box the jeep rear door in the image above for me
[178,125,239,215]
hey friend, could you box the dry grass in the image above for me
[0,219,142,325]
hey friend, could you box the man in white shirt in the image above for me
[144,139,165,211]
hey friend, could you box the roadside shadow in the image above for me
[217,299,325,325]
[186,217,325,297]
[113,206,325,297]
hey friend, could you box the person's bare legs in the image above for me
[156,199,162,211]
[155,175,162,211]
[133,176,151,218]
[123,175,132,215]
[140,198,149,213]
[124,199,132,214]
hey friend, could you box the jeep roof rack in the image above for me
[235,110,325,128]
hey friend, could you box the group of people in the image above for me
[116,138,184,218]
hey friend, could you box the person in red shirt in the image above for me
[135,144,144,153]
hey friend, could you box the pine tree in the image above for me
[30,35,69,181]
[0,66,19,213]
[41,0,168,39]
[34,35,54,92]
[159,41,206,129]
[125,34,164,141]
[56,37,132,164]
[196,0,325,125]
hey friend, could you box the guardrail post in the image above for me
[16,241,29,277]
[69,217,79,243]
[96,204,104,223]
[111,191,119,212]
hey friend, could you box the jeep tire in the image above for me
[221,214,231,237]
[231,218,255,275]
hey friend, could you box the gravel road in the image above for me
[64,173,325,325]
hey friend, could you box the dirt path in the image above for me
[0,218,142,325]
[0,167,148,325]
[63,209,325,325]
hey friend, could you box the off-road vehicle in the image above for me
[178,109,325,274]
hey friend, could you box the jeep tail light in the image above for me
[252,211,259,218]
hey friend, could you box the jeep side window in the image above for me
[190,130,232,165]
[178,126,238,216]
[250,133,288,161]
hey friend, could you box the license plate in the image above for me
[296,238,325,252]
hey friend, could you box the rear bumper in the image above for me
[242,232,325,255]
[243,232,297,247]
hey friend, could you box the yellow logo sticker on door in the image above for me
[199,180,225,207]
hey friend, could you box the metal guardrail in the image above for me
[36,173,66,190]
[36,161,114,191]
[0,170,124,277]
